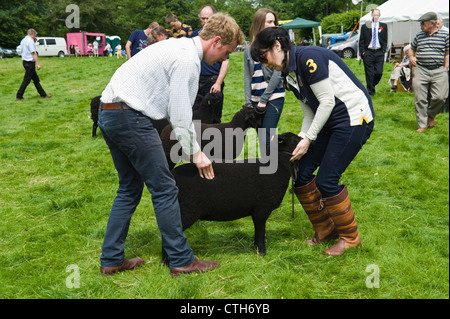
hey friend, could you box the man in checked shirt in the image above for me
[98,13,245,277]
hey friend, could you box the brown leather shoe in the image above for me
[100,257,145,276]
[306,229,339,246]
[16,98,26,101]
[323,238,362,256]
[41,95,52,98]
[170,258,220,278]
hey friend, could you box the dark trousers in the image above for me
[192,75,224,123]
[252,97,284,154]
[295,120,374,198]
[98,107,195,268]
[16,61,47,98]
[362,50,384,95]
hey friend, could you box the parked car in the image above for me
[327,33,359,59]
[17,37,68,57]
[0,46,17,58]
[321,32,352,47]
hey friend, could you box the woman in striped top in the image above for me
[244,8,285,155]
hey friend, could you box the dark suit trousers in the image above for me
[363,50,384,95]
[17,61,47,98]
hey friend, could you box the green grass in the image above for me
[0,53,448,300]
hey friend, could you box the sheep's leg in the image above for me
[252,213,269,256]
[92,122,98,138]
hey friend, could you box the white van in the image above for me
[17,37,68,57]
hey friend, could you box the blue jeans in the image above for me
[98,107,195,268]
[254,97,284,152]
[295,120,374,198]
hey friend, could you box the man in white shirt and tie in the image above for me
[98,13,245,277]
[359,9,388,96]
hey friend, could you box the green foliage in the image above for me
[0,0,390,48]
[321,10,361,34]
[0,52,448,299]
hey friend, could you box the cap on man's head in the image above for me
[418,12,437,22]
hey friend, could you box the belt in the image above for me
[367,48,381,52]
[99,102,131,110]
[418,64,442,71]
[199,74,218,82]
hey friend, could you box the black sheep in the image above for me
[151,92,221,135]
[90,92,220,137]
[90,96,101,137]
[161,106,260,170]
[170,132,301,257]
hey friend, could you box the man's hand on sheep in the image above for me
[191,151,215,179]
[290,137,311,162]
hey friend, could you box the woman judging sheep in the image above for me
[251,27,375,256]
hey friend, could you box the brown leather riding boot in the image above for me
[294,177,338,245]
[322,185,361,256]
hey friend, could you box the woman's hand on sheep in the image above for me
[290,138,311,162]
[192,151,215,180]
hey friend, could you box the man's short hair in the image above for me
[371,8,380,15]
[151,26,169,38]
[198,4,216,17]
[199,13,245,46]
[27,28,37,36]
[165,14,177,24]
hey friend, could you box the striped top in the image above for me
[411,29,449,69]
[251,62,285,103]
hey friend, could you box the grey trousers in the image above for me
[412,65,449,128]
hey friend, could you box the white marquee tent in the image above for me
[359,0,449,55]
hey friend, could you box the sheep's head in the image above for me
[241,105,262,128]
[276,132,302,155]
[201,92,224,108]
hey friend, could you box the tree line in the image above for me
[0,0,386,48]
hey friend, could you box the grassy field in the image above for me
[0,51,448,300]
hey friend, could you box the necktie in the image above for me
[372,25,377,48]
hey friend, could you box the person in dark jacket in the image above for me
[359,8,388,96]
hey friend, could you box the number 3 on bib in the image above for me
[306,59,317,73]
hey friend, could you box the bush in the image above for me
[321,10,361,34]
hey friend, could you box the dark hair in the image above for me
[250,27,291,63]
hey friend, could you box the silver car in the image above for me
[327,33,359,59]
